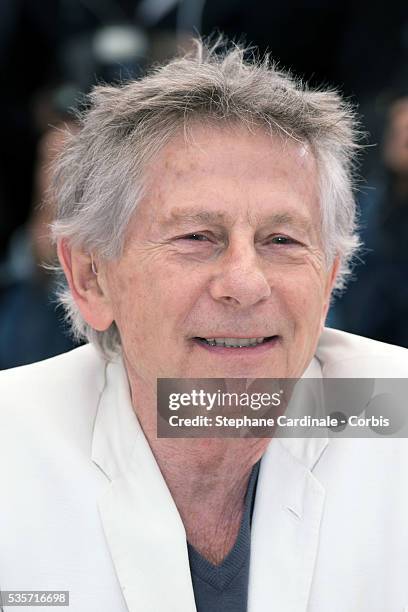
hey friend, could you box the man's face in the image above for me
[102,125,337,382]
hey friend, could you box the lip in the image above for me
[192,336,280,355]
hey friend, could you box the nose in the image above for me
[209,243,272,308]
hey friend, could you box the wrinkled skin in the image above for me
[99,125,338,384]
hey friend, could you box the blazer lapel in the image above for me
[92,354,327,612]
[92,359,197,612]
[248,357,328,612]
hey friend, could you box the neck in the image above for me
[124,362,269,564]
[150,437,266,564]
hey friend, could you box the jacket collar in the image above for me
[248,356,328,611]
[92,353,327,483]
[92,358,197,612]
[278,353,328,471]
[92,352,328,612]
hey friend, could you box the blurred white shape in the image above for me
[93,25,148,63]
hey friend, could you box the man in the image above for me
[1,40,408,612]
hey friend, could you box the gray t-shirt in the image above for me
[187,461,260,612]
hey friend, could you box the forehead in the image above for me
[137,123,320,229]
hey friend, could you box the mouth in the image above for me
[192,335,280,353]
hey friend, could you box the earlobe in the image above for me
[321,256,341,328]
[57,239,114,331]
[326,255,340,294]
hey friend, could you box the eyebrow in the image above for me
[159,208,312,233]
[261,212,313,233]
[159,209,232,227]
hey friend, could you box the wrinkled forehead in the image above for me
[147,121,316,177]
[139,122,320,219]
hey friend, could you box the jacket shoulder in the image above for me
[0,345,108,450]
[317,328,408,377]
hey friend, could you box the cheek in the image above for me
[106,268,154,342]
[278,272,327,324]
[108,261,204,341]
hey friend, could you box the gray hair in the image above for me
[51,38,362,359]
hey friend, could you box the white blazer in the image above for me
[0,328,408,612]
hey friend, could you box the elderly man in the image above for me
[1,40,408,612]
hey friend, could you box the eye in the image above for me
[265,235,298,245]
[179,233,211,242]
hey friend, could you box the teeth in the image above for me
[203,337,265,347]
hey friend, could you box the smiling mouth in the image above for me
[194,336,277,348]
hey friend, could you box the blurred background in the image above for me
[1,0,408,369]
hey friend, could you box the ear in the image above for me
[57,238,114,331]
[321,255,341,326]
